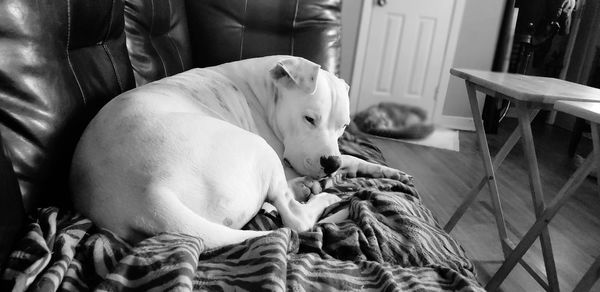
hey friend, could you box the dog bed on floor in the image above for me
[1,131,484,291]
[352,102,435,140]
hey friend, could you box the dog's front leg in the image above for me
[268,177,339,232]
[287,176,322,202]
[271,190,340,232]
[339,154,404,179]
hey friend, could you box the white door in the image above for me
[351,0,465,122]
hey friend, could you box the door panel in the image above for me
[375,14,404,95]
[357,0,457,119]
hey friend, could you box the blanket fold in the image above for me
[1,131,484,291]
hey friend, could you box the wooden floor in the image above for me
[368,118,600,292]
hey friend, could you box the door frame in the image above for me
[349,0,466,124]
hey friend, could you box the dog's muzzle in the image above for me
[320,155,341,175]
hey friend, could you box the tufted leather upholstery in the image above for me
[124,0,192,86]
[0,0,342,269]
[0,0,135,212]
[185,0,342,75]
[0,138,24,271]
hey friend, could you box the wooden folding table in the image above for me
[484,101,600,292]
[447,69,600,291]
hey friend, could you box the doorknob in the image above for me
[377,0,387,7]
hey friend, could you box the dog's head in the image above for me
[268,57,350,178]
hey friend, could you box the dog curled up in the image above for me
[70,56,403,249]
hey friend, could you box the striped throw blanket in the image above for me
[1,131,484,291]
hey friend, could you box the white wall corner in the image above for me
[432,0,466,124]
[349,0,373,115]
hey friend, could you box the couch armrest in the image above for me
[186,0,342,74]
[0,137,25,272]
[0,0,135,212]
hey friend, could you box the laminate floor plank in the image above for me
[368,118,600,292]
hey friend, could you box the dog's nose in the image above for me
[320,155,341,175]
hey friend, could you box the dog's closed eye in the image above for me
[304,116,315,126]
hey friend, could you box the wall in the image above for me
[440,0,505,129]
[342,0,505,130]
[340,0,362,83]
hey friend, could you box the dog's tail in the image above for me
[127,186,271,249]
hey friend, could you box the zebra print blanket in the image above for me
[1,131,484,291]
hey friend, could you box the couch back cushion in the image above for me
[124,0,193,86]
[0,0,135,212]
[185,0,342,75]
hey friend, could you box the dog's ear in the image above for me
[270,57,320,94]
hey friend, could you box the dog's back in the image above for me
[70,68,276,246]
[70,56,344,248]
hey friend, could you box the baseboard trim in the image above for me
[437,115,475,131]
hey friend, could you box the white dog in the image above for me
[70,56,401,249]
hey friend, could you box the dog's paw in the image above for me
[279,192,341,232]
[366,164,404,180]
[339,155,404,180]
[288,176,322,202]
[340,158,404,180]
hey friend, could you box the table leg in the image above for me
[486,150,595,291]
[444,177,487,233]
[463,81,510,255]
[573,256,600,292]
[513,102,559,292]
[592,123,600,199]
[572,123,600,292]
[444,110,537,233]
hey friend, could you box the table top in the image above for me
[554,101,600,124]
[450,68,600,104]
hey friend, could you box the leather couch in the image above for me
[0,0,341,270]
